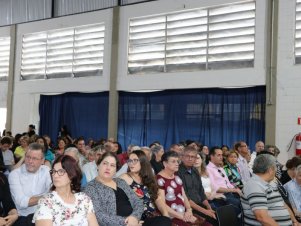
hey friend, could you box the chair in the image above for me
[216,205,240,226]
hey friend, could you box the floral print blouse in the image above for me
[33,191,95,226]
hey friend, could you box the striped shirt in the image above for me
[241,174,292,226]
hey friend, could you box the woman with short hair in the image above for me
[33,155,98,226]
[85,152,143,226]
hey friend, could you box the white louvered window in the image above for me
[21,23,105,80]
[128,1,255,74]
[0,37,10,81]
[295,0,301,64]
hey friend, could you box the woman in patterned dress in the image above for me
[33,155,98,226]
[120,150,171,226]
[157,151,196,226]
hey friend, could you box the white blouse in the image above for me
[33,191,94,226]
[201,176,212,193]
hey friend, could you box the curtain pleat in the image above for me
[118,87,266,150]
[39,92,109,144]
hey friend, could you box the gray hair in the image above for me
[151,144,163,154]
[253,154,276,174]
[28,142,45,156]
[296,165,301,175]
[91,145,104,153]
[64,147,80,160]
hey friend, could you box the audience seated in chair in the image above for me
[241,154,296,226]
[9,143,51,226]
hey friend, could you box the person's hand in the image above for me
[231,188,242,196]
[3,214,18,226]
[125,215,139,226]
[183,210,196,223]
[0,217,7,226]
[204,209,216,219]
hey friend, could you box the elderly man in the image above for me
[234,141,252,184]
[178,146,218,226]
[249,141,265,169]
[241,154,295,226]
[82,145,105,182]
[9,143,51,226]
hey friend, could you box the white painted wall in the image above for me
[11,9,113,134]
[6,0,279,159]
[276,0,301,165]
[117,0,268,91]
[0,26,10,133]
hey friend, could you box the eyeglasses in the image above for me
[127,159,139,165]
[50,169,66,176]
[184,155,197,160]
[217,169,225,177]
[25,155,43,162]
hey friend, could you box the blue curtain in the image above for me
[118,87,265,150]
[39,92,109,143]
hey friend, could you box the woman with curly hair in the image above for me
[33,155,98,226]
[120,150,171,226]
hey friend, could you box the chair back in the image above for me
[216,204,239,226]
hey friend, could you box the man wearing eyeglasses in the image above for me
[178,146,219,226]
[9,143,51,226]
[234,141,252,184]
[206,146,242,216]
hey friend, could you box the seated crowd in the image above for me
[1,126,301,226]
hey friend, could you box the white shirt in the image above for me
[248,152,257,171]
[9,164,52,216]
[2,149,14,165]
[114,163,128,178]
[237,154,251,184]
[82,161,97,182]
[201,176,212,193]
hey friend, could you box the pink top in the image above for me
[206,161,234,192]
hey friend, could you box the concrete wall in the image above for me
[11,9,113,133]
[276,0,301,163]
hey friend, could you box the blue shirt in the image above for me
[284,179,301,212]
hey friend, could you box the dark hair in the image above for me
[221,145,229,150]
[227,150,239,158]
[113,141,123,154]
[74,137,85,145]
[0,136,12,145]
[51,155,82,192]
[257,150,275,157]
[35,136,49,153]
[29,124,35,130]
[209,146,221,157]
[161,151,179,164]
[128,150,158,202]
[184,145,198,154]
[286,156,301,169]
[96,151,120,171]
[57,137,67,146]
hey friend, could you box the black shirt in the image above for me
[177,164,207,205]
[0,172,16,217]
[114,187,133,217]
[150,159,163,175]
